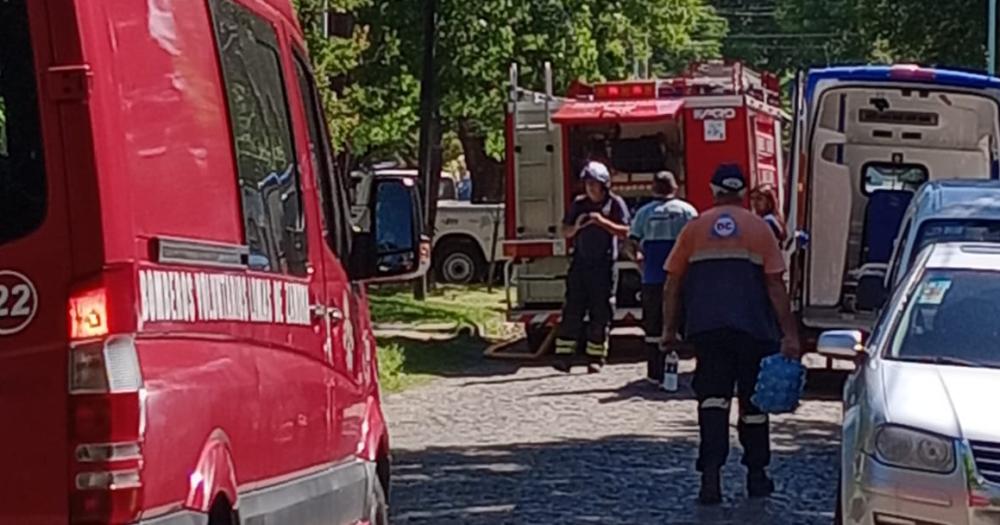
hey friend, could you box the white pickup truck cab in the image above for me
[351,169,507,283]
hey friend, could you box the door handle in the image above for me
[311,304,345,324]
[327,306,345,324]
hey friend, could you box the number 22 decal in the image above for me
[0,285,32,317]
[0,271,38,336]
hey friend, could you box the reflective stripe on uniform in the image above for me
[700,398,731,410]
[741,414,768,425]
[688,248,764,266]
[585,341,608,357]
[555,339,576,355]
[643,335,661,344]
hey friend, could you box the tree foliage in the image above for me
[714,0,989,74]
[345,0,727,199]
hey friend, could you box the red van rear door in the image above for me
[0,0,94,521]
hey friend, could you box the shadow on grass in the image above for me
[390,421,840,524]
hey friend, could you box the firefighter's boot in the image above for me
[699,470,722,505]
[747,470,774,499]
[553,338,576,374]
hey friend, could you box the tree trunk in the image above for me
[458,119,505,204]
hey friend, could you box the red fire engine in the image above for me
[503,61,790,349]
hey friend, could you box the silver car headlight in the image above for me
[874,425,956,474]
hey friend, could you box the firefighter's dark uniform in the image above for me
[555,168,629,364]
[664,174,784,487]
[629,183,697,382]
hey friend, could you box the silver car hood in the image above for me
[881,360,1000,441]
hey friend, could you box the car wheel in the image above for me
[434,240,484,284]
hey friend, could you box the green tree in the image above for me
[296,0,421,170]
[362,0,727,201]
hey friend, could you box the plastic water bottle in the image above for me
[662,351,679,392]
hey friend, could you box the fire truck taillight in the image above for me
[69,336,143,394]
[69,286,109,340]
[68,337,146,525]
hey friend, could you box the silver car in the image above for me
[821,242,1000,525]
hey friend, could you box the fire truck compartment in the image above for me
[805,85,1000,324]
[566,119,686,203]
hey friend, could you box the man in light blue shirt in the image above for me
[628,171,698,384]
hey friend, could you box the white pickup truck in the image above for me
[351,169,506,284]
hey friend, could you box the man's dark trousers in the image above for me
[688,329,777,473]
[555,260,614,359]
[642,283,664,381]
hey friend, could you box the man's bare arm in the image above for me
[765,273,801,359]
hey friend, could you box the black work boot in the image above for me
[586,358,605,374]
[553,358,572,374]
[699,470,723,505]
[747,470,775,499]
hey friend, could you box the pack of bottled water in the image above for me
[750,354,806,414]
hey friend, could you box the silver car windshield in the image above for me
[888,269,1000,367]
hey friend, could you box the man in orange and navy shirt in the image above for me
[662,164,800,505]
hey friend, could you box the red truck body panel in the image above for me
[0,0,387,523]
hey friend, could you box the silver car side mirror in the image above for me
[817,330,864,360]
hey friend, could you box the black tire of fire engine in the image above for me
[434,239,485,284]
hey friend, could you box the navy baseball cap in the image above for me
[710,164,746,194]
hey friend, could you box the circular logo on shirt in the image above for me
[712,214,738,238]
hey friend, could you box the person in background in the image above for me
[662,164,800,505]
[750,184,787,243]
[626,171,697,386]
[555,161,630,373]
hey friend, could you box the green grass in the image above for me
[368,284,512,339]
[369,285,516,393]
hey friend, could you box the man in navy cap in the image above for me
[626,171,698,385]
[554,161,630,373]
[662,164,800,505]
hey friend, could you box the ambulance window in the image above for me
[292,52,353,259]
[209,0,308,276]
[0,0,47,247]
[862,163,928,195]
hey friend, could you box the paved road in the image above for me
[383,359,843,525]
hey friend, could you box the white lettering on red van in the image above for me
[139,269,311,327]
[0,271,38,336]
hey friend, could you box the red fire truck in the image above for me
[503,61,789,349]
[0,0,426,523]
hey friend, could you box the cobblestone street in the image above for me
[384,359,842,525]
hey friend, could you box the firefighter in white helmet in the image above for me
[554,161,630,373]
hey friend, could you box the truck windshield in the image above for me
[0,0,46,247]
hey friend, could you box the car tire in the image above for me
[434,239,485,284]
